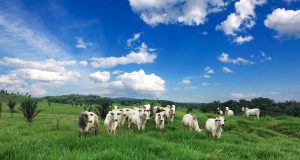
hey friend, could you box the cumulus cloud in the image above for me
[218,52,254,64]
[269,91,280,95]
[75,37,93,49]
[129,0,227,26]
[111,70,124,75]
[89,71,111,82]
[92,70,165,97]
[127,32,142,47]
[0,57,76,72]
[230,92,261,99]
[0,57,80,95]
[264,8,300,39]
[223,67,234,73]
[204,74,211,78]
[216,0,266,44]
[90,42,156,68]
[234,35,254,44]
[205,66,215,74]
[181,79,191,85]
[79,60,88,66]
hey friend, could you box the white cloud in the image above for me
[0,57,76,72]
[204,66,215,74]
[218,52,253,64]
[223,67,234,73]
[93,70,165,97]
[234,35,254,44]
[216,0,266,43]
[0,14,70,58]
[127,32,142,47]
[129,0,227,26]
[230,92,261,99]
[0,57,80,85]
[79,60,88,66]
[90,42,156,68]
[89,71,111,82]
[264,8,300,39]
[111,70,124,75]
[204,74,211,78]
[181,79,191,85]
[75,37,92,49]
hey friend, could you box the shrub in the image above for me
[19,99,42,122]
[7,100,16,117]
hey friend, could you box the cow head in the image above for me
[171,105,176,116]
[110,110,119,122]
[215,116,225,127]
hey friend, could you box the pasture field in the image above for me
[0,102,299,160]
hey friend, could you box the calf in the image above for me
[242,107,260,119]
[225,107,234,116]
[78,111,99,137]
[104,109,120,134]
[162,106,174,124]
[205,116,225,139]
[155,112,165,132]
[182,114,201,132]
[217,108,224,115]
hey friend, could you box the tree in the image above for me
[19,99,42,122]
[7,100,16,117]
[0,102,2,118]
[96,98,112,119]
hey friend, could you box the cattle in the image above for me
[129,109,147,132]
[182,113,201,132]
[205,116,225,139]
[133,107,150,121]
[225,107,234,116]
[104,109,120,134]
[217,108,224,115]
[155,112,165,132]
[170,105,176,123]
[153,106,165,115]
[242,107,260,119]
[143,104,151,119]
[117,109,126,128]
[162,106,174,124]
[78,111,99,137]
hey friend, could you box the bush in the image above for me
[19,99,42,122]
[7,100,16,117]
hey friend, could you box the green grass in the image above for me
[0,102,299,160]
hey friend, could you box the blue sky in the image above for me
[0,0,300,102]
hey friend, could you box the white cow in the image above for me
[133,107,150,121]
[170,105,176,123]
[104,109,120,134]
[130,109,148,131]
[153,106,165,115]
[205,116,225,139]
[225,107,234,116]
[217,108,223,115]
[117,109,126,128]
[155,112,165,132]
[242,107,260,119]
[182,114,201,132]
[162,106,174,124]
[78,111,99,137]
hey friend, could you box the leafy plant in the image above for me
[7,100,16,117]
[19,99,42,122]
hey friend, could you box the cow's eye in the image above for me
[90,114,93,116]
[117,113,120,115]
[111,113,114,115]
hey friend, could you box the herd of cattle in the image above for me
[78,105,261,139]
